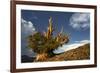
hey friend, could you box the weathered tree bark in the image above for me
[35,53,48,61]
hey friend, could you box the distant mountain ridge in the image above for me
[21,55,35,63]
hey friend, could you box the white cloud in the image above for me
[75,40,90,44]
[21,18,36,35]
[69,13,90,30]
[21,18,36,57]
[54,40,90,54]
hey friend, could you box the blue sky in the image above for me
[21,10,90,56]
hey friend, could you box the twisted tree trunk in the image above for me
[35,53,48,61]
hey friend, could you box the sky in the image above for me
[21,10,90,56]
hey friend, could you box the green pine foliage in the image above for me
[27,17,69,61]
[27,32,60,55]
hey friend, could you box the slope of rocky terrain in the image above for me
[45,43,90,61]
[22,43,90,63]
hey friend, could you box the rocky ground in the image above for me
[22,43,90,63]
[45,43,90,61]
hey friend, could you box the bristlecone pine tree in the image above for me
[27,17,69,61]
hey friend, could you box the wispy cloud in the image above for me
[30,16,38,20]
[33,16,38,19]
[69,13,90,30]
[54,40,90,54]
[75,40,90,43]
